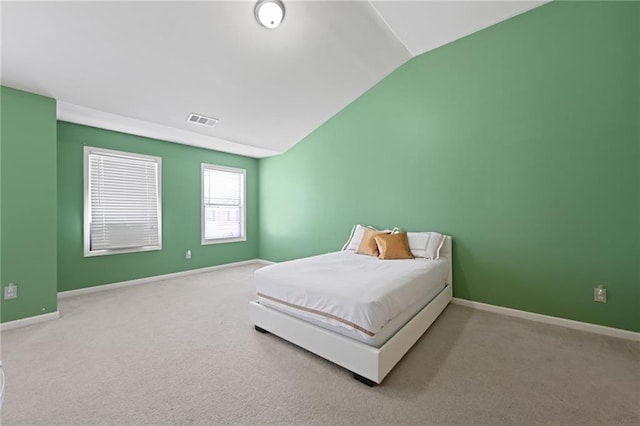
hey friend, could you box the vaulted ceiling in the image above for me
[1,1,546,158]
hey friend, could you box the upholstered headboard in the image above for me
[439,236,453,287]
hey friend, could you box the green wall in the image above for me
[57,122,259,292]
[0,89,2,322]
[258,2,640,332]
[1,87,58,322]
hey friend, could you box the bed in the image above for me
[249,232,452,386]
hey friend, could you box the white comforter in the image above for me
[255,251,449,338]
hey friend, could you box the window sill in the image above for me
[201,237,247,246]
[84,245,162,257]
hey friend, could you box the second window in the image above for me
[202,164,246,244]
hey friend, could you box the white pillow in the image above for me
[405,232,447,259]
[342,224,398,251]
[342,224,375,251]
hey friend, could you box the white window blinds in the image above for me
[84,147,162,256]
[202,164,246,243]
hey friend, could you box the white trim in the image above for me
[58,259,261,299]
[201,163,247,246]
[0,311,60,331]
[451,298,640,342]
[255,259,275,266]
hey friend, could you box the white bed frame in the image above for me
[249,236,453,385]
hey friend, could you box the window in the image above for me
[202,164,246,244]
[84,146,162,256]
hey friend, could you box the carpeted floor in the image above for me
[1,263,638,425]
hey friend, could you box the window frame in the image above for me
[83,146,163,257]
[201,163,247,245]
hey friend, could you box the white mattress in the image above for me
[255,251,449,346]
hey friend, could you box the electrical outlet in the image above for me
[594,285,607,303]
[185,250,192,260]
[4,283,17,300]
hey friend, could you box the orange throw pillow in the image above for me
[374,232,415,260]
[356,228,389,257]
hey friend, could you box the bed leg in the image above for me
[353,373,377,387]
[254,325,269,334]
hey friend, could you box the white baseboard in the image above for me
[58,259,263,299]
[255,259,275,265]
[1,311,60,331]
[451,298,640,342]
[3,259,265,331]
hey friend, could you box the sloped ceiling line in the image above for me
[1,1,546,158]
[366,1,415,57]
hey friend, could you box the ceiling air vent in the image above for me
[187,113,218,128]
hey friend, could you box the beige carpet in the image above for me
[1,263,638,425]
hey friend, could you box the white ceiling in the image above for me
[1,1,546,158]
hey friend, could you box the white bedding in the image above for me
[255,251,449,343]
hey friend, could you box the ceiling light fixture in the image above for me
[255,0,285,29]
